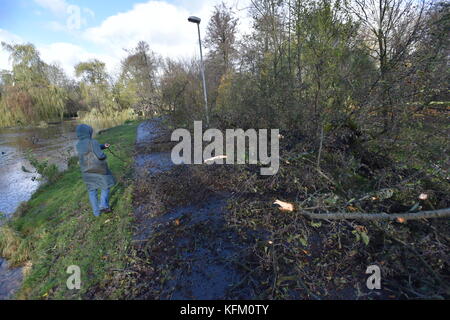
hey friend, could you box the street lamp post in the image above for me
[188,15,209,126]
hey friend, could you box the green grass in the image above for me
[0,120,140,299]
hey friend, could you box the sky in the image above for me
[0,0,252,78]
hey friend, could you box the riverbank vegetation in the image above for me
[0,40,157,127]
[0,0,448,299]
[0,121,138,298]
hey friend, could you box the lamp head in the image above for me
[188,16,201,24]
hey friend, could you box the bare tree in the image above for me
[346,0,429,131]
[119,41,161,116]
[205,2,239,74]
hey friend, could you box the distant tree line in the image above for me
[0,0,448,146]
[0,40,161,127]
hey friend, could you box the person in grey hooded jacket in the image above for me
[75,124,116,216]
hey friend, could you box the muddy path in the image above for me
[132,119,254,299]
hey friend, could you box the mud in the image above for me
[132,119,252,299]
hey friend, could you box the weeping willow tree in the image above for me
[74,58,138,125]
[0,42,66,127]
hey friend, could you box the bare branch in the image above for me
[299,207,450,220]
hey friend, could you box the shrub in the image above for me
[25,151,61,184]
[67,156,79,169]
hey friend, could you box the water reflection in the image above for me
[0,118,126,215]
[0,120,77,215]
[0,258,22,300]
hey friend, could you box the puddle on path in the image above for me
[133,119,252,299]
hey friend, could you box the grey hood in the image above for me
[76,124,93,140]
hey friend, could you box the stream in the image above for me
[133,119,251,299]
[0,119,121,299]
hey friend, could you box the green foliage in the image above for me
[79,108,138,129]
[67,156,79,169]
[160,59,205,126]
[352,229,370,246]
[74,59,108,85]
[0,43,66,127]
[25,151,61,184]
[0,224,31,267]
[0,84,66,127]
[0,44,145,128]
[116,41,161,117]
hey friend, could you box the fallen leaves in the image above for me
[274,199,294,212]
[354,225,367,233]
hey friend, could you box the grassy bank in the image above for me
[0,120,139,299]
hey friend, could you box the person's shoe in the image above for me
[100,208,112,214]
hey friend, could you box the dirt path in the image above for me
[132,119,252,299]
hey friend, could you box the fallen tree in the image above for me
[299,207,450,220]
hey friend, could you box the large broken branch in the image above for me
[299,207,450,220]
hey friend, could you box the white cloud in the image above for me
[34,0,95,32]
[38,42,118,78]
[2,0,254,78]
[83,0,253,64]
[0,29,117,78]
[83,1,198,61]
[232,0,253,38]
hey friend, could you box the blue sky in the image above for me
[0,0,251,77]
[2,1,134,46]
